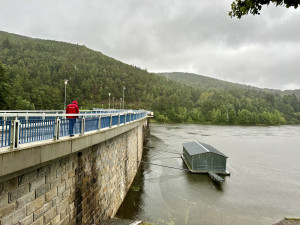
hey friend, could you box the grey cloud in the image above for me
[0,0,299,90]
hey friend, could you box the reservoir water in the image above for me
[116,124,300,225]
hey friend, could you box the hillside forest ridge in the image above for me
[0,31,299,125]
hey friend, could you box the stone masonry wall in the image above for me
[0,122,147,225]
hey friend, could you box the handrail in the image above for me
[0,110,149,150]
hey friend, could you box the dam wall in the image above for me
[0,118,148,225]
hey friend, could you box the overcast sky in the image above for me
[1,0,300,90]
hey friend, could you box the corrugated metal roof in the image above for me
[182,141,228,158]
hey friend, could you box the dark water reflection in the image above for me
[116,124,300,225]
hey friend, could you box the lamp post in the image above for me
[122,86,126,110]
[120,98,122,109]
[108,93,111,110]
[64,79,68,110]
[113,97,115,109]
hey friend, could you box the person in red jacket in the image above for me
[66,100,79,137]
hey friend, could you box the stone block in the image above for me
[45,172,56,184]
[31,216,43,225]
[18,171,37,186]
[26,195,45,216]
[30,177,45,192]
[57,183,66,195]
[68,207,76,222]
[60,208,67,218]
[57,198,68,213]
[68,218,76,225]
[52,194,63,207]
[35,184,50,198]
[50,177,61,190]
[49,214,60,225]
[68,191,75,204]
[65,163,72,173]
[59,157,69,167]
[65,178,72,190]
[45,188,57,203]
[61,173,68,182]
[56,166,66,178]
[37,165,50,178]
[33,202,51,221]
[0,193,8,208]
[0,205,26,225]
[62,188,70,200]
[72,161,78,171]
[1,178,18,195]
[19,214,33,225]
[66,202,74,214]
[16,192,35,209]
[57,214,69,225]
[0,202,15,219]
[68,170,75,179]
[43,205,57,224]
[49,161,59,173]
[8,184,29,202]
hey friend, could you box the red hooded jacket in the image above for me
[66,100,79,118]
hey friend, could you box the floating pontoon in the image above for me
[182,141,230,182]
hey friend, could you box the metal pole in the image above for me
[64,79,68,110]
[120,98,122,109]
[108,93,111,110]
[64,84,66,110]
[122,86,125,110]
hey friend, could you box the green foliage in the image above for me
[156,114,169,123]
[158,73,300,125]
[229,0,300,19]
[0,31,299,126]
[15,96,35,110]
[0,62,10,109]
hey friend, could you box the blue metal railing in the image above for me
[19,119,55,144]
[101,116,110,129]
[60,118,69,137]
[112,115,119,126]
[0,110,149,149]
[60,118,82,137]
[85,118,99,132]
[0,120,11,147]
[120,115,125,124]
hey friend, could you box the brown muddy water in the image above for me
[116,124,300,225]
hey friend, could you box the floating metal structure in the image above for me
[182,141,230,182]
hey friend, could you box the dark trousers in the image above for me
[68,118,76,136]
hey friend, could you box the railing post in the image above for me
[110,115,112,128]
[80,117,85,135]
[98,116,101,130]
[2,116,7,147]
[10,118,20,149]
[118,114,120,126]
[54,116,60,141]
[25,112,28,124]
[125,113,127,124]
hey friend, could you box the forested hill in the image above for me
[159,72,255,91]
[158,72,300,97]
[0,30,299,125]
